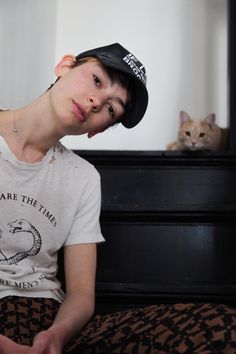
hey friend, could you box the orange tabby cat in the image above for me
[166,111,229,151]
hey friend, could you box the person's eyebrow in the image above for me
[116,97,126,111]
[99,65,115,84]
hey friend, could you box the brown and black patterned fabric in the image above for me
[70,302,236,354]
[1,297,236,353]
[0,296,59,345]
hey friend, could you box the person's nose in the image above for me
[89,95,102,113]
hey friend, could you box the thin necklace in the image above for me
[12,112,18,134]
[12,112,54,164]
[12,112,30,163]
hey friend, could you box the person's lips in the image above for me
[72,100,87,123]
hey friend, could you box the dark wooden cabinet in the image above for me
[76,151,236,313]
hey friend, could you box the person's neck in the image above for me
[0,96,64,163]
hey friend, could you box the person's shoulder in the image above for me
[54,142,100,179]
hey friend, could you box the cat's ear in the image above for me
[179,111,191,126]
[205,113,216,127]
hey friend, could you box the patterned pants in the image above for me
[1,296,236,353]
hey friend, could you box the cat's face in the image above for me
[178,120,218,150]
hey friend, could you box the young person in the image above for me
[0,43,148,354]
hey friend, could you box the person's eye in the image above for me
[107,103,115,118]
[93,74,101,87]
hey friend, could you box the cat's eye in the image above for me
[199,132,205,138]
[185,131,191,136]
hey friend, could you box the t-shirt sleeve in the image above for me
[64,168,105,246]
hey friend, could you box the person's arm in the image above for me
[29,242,97,354]
[50,242,97,341]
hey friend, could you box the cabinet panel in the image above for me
[97,221,236,294]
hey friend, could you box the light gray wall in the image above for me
[0,0,57,108]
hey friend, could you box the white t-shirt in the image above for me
[0,137,104,302]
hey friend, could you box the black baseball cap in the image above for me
[76,43,148,128]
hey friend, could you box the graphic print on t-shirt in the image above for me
[0,218,42,265]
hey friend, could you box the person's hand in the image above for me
[0,330,63,354]
[0,334,30,353]
[28,329,63,354]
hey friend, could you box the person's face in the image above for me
[50,56,128,137]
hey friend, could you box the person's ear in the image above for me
[87,128,106,138]
[55,55,76,78]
